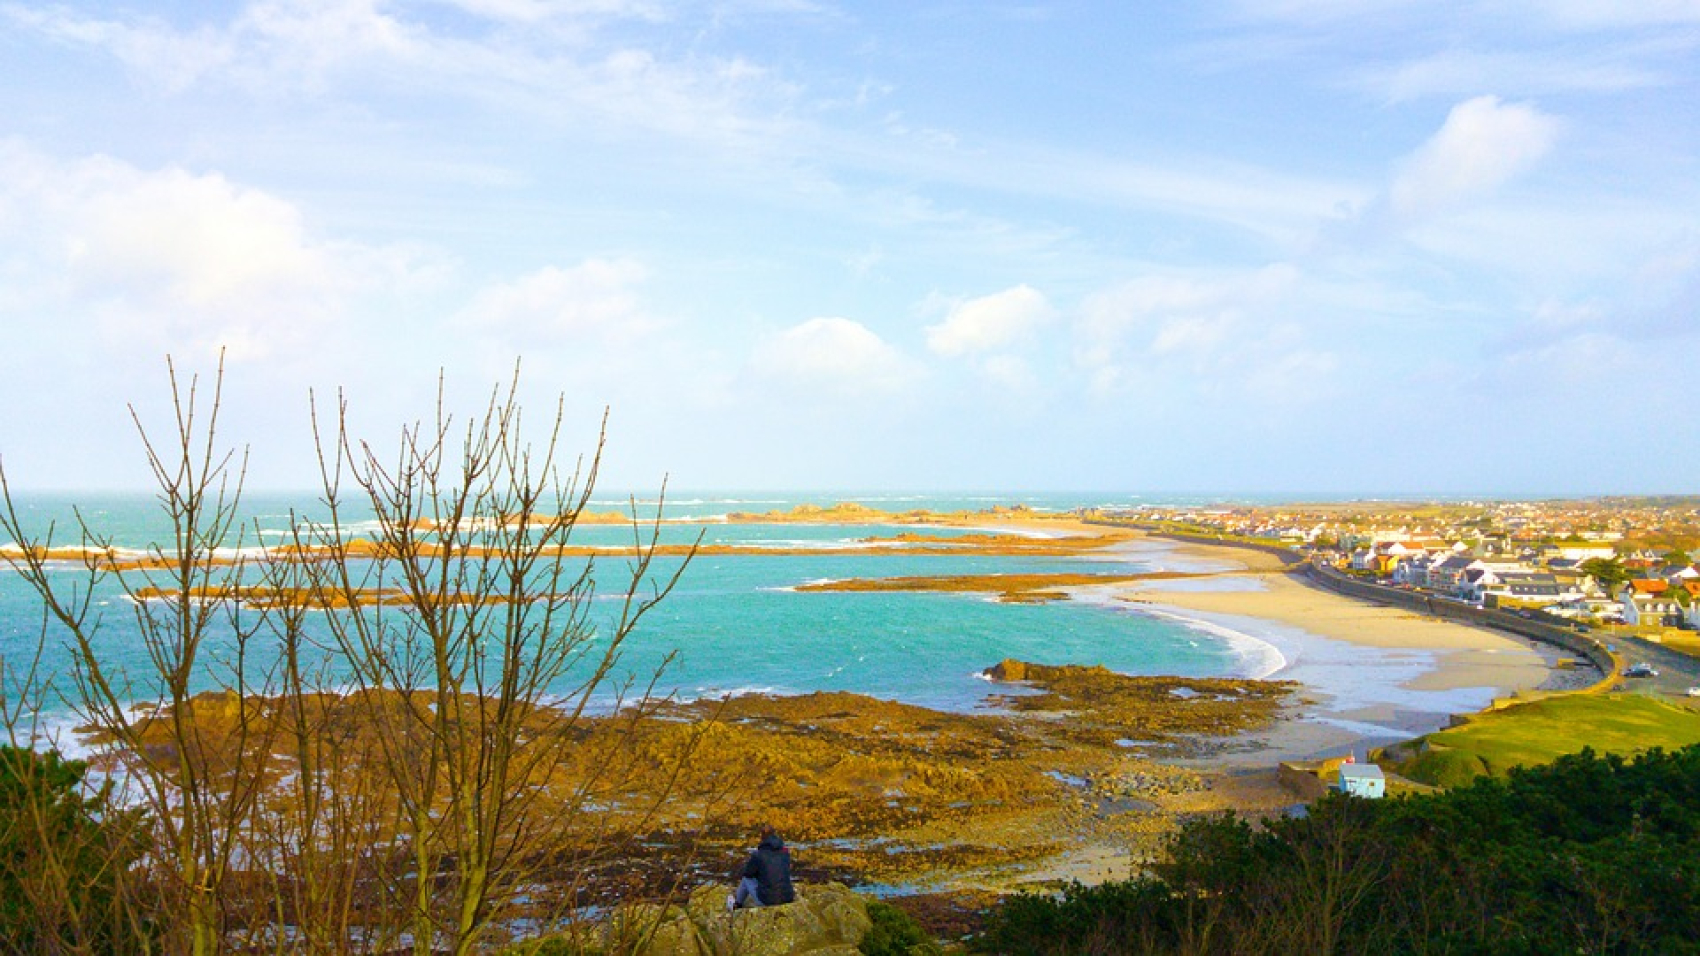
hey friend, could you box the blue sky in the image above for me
[0,1,1696,495]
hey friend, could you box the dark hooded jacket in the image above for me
[741,832,795,905]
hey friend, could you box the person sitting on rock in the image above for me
[733,826,795,909]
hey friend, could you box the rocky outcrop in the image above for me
[602,882,872,956]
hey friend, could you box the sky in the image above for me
[0,1,1696,496]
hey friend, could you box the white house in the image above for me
[1475,571,1566,606]
[1619,580,1683,627]
[1666,565,1700,585]
[1454,561,1531,603]
[1337,763,1386,799]
[1426,554,1477,594]
[1393,555,1432,587]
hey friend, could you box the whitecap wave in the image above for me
[13,710,100,762]
[741,539,864,550]
[689,684,791,700]
[1134,606,1289,680]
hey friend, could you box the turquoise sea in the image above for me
[0,492,1283,736]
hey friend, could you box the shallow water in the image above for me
[0,492,1281,727]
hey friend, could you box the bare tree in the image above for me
[0,356,286,955]
[290,370,700,954]
[0,360,701,954]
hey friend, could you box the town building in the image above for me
[1337,763,1386,799]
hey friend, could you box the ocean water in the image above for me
[0,492,1280,732]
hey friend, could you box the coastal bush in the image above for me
[0,746,153,952]
[859,898,944,956]
[977,744,1700,954]
[975,880,1183,955]
[1395,742,1489,788]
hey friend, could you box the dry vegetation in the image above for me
[0,363,1297,953]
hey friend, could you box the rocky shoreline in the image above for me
[89,657,1299,920]
[563,659,1298,906]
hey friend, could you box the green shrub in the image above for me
[860,898,943,956]
[975,880,1178,955]
[978,745,1700,954]
[1398,743,1489,788]
[0,745,153,952]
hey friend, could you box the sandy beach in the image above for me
[1101,533,1563,763]
[865,520,1579,891]
[976,529,1580,889]
[903,515,1568,766]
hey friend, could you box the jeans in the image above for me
[734,877,764,908]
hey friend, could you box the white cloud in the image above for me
[0,145,375,362]
[976,354,1038,392]
[1388,96,1560,217]
[925,284,1056,357]
[458,259,655,342]
[1234,0,1700,33]
[4,1,795,149]
[1493,235,1700,355]
[238,0,421,82]
[1496,328,1638,387]
[1242,347,1340,403]
[1074,264,1336,403]
[1150,312,1233,357]
[2,5,237,91]
[1373,49,1661,101]
[0,143,457,377]
[1079,271,1269,345]
[440,0,667,24]
[65,163,328,308]
[749,317,919,395]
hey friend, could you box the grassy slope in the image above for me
[1392,694,1700,787]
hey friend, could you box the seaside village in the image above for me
[1122,498,1700,632]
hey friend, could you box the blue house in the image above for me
[1336,763,1386,799]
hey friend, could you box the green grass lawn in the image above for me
[1391,693,1700,787]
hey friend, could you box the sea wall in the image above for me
[1303,563,1617,680]
[1277,760,1330,801]
[1097,519,1617,684]
[1091,522,1306,566]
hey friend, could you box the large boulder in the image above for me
[602,901,709,956]
[601,882,871,956]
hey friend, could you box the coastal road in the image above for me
[1301,561,1700,702]
[1603,632,1700,699]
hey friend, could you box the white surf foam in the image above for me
[1129,606,1290,680]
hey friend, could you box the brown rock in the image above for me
[603,882,870,956]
